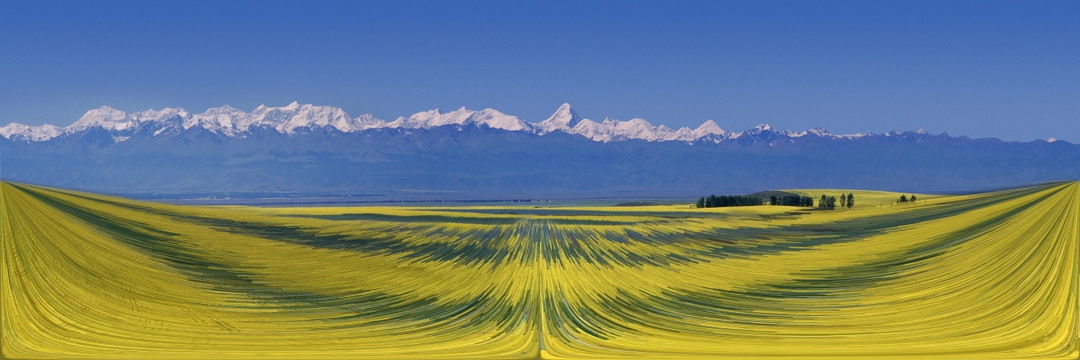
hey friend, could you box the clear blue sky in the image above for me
[1,1,1077,141]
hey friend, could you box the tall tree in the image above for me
[839,194,847,208]
[847,193,854,208]
[899,194,908,202]
[696,197,705,208]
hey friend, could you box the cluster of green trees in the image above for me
[696,192,856,209]
[819,195,837,209]
[840,193,854,208]
[696,195,764,208]
[770,194,815,207]
[899,194,918,202]
[816,193,854,210]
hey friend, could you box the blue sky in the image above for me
[1,1,1077,141]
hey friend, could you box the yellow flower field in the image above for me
[2,181,1077,359]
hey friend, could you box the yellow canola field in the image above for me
[1,181,1077,359]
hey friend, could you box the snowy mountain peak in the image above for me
[243,102,357,133]
[389,107,463,128]
[131,107,189,123]
[69,106,131,131]
[552,103,575,118]
[569,118,611,142]
[696,120,722,132]
[1,102,1013,144]
[389,106,527,131]
[789,127,832,138]
[692,120,730,140]
[612,118,660,141]
[538,103,584,133]
[351,113,386,130]
[186,105,249,134]
[471,108,531,131]
[0,123,61,141]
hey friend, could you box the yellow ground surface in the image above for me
[2,181,1077,359]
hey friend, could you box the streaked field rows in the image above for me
[2,182,1077,358]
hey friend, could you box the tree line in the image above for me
[696,193,855,209]
[770,194,815,207]
[696,194,763,208]
[818,193,854,209]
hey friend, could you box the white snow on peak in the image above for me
[245,102,362,133]
[388,106,528,131]
[186,105,249,135]
[569,119,613,142]
[654,124,696,141]
[131,107,189,123]
[675,128,697,141]
[692,120,728,138]
[390,108,455,128]
[381,103,741,144]
[351,113,386,130]
[788,127,832,138]
[1,102,970,144]
[1047,137,1058,143]
[65,105,189,135]
[131,107,191,137]
[12,102,387,137]
[537,103,584,133]
[612,118,660,141]
[565,116,675,142]
[69,106,131,132]
[470,108,531,131]
[0,123,61,141]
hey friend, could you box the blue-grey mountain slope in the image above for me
[2,103,1076,199]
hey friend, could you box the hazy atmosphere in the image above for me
[2,1,1077,141]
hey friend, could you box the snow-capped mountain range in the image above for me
[1,102,885,143]
[3,101,1076,198]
